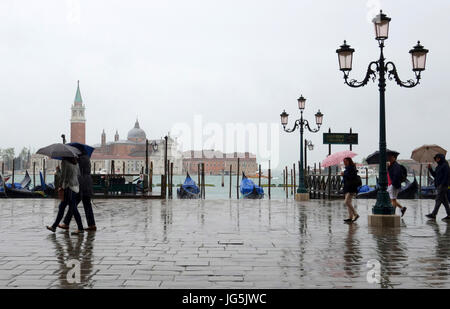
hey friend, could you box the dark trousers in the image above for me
[63,194,96,227]
[432,185,450,216]
[52,189,84,230]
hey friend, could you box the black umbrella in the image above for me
[37,143,81,159]
[365,149,400,165]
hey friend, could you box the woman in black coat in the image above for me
[59,151,97,231]
[341,157,360,223]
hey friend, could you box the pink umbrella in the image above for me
[322,150,357,168]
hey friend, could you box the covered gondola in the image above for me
[357,177,418,199]
[32,171,56,196]
[177,173,200,199]
[3,171,46,198]
[240,173,264,199]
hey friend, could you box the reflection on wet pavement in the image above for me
[0,198,449,288]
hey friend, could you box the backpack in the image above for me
[355,175,362,188]
[399,164,408,183]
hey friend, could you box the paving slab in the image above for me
[0,198,449,288]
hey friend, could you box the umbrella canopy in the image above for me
[411,144,447,163]
[67,142,95,158]
[36,143,81,159]
[365,149,399,165]
[322,150,357,168]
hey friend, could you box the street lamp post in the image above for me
[304,140,314,170]
[280,96,323,201]
[336,10,428,216]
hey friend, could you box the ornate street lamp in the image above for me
[304,140,314,170]
[336,10,428,215]
[281,96,323,199]
[151,141,158,152]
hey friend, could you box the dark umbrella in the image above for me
[365,149,400,165]
[67,142,95,158]
[37,143,81,159]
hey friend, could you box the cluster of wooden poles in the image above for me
[1,160,46,189]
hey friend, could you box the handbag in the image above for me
[57,188,64,201]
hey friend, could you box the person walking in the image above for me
[46,157,84,235]
[387,154,407,217]
[341,157,360,223]
[426,154,450,221]
[59,149,96,231]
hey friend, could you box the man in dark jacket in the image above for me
[59,151,97,231]
[426,154,450,221]
[387,154,407,217]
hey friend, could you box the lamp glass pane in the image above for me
[315,114,323,126]
[338,51,353,71]
[298,99,306,110]
[374,20,389,40]
[412,52,427,71]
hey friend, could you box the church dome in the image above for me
[127,119,146,142]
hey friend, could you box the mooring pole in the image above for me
[221,169,224,187]
[285,166,288,199]
[328,128,332,199]
[229,164,232,198]
[12,159,15,188]
[236,158,240,199]
[150,161,153,193]
[43,159,46,184]
[258,164,261,187]
[419,164,423,199]
[33,161,36,189]
[293,163,296,194]
[268,164,271,200]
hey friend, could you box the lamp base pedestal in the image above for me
[295,193,310,201]
[368,214,400,227]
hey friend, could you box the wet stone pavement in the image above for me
[0,198,449,289]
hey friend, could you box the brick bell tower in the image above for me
[70,80,86,144]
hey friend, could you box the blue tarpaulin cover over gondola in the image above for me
[240,173,264,199]
[177,173,200,199]
[40,171,46,191]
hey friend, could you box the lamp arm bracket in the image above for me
[283,119,300,133]
[304,119,320,133]
[386,61,421,88]
[343,61,378,88]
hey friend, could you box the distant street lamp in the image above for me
[336,10,428,215]
[151,141,158,152]
[280,96,323,199]
[304,140,314,170]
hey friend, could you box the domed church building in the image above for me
[91,119,182,175]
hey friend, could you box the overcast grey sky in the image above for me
[0,0,449,170]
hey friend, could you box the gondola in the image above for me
[240,173,264,199]
[357,177,418,199]
[177,173,200,199]
[2,171,46,198]
[32,171,56,196]
[420,185,437,199]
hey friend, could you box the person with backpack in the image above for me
[341,157,360,223]
[425,154,450,221]
[387,154,407,217]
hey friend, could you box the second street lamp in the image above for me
[280,95,323,201]
[304,140,314,170]
[336,10,428,219]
